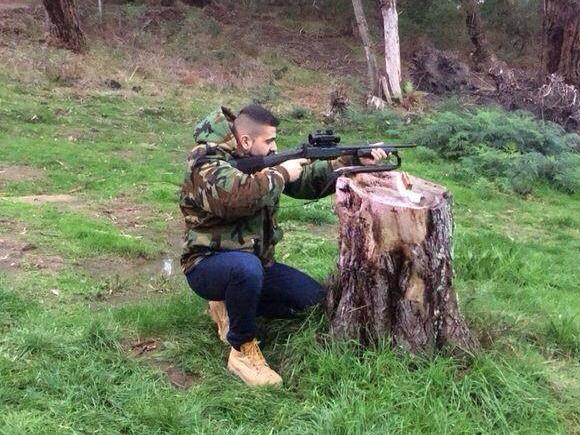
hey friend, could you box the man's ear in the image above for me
[239,134,252,152]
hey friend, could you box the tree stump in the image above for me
[326,172,479,354]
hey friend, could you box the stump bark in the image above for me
[327,172,479,354]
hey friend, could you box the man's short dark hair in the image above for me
[238,104,280,127]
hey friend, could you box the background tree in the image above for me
[544,0,580,87]
[42,0,86,53]
[380,0,402,101]
[351,0,402,106]
[352,0,382,102]
[459,0,495,68]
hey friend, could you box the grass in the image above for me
[1,38,579,435]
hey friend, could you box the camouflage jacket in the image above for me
[180,107,353,274]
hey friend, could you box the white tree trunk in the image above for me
[380,0,402,101]
[352,0,381,98]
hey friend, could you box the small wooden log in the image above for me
[327,172,479,354]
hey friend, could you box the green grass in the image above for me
[1,67,579,434]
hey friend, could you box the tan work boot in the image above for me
[208,301,229,344]
[227,339,282,386]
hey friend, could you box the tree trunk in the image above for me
[42,0,86,53]
[352,0,381,98]
[379,0,402,101]
[544,0,580,87]
[327,172,479,354]
[460,0,495,68]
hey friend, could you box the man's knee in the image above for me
[293,284,326,312]
[229,252,264,288]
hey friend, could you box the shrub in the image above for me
[335,106,402,138]
[481,0,542,62]
[543,314,580,357]
[414,146,439,163]
[287,106,311,120]
[402,80,414,95]
[251,84,281,105]
[399,0,468,52]
[409,108,579,194]
[550,152,580,194]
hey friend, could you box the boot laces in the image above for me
[241,340,267,368]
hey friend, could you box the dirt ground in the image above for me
[126,337,199,390]
[0,2,366,113]
[0,223,64,274]
[0,0,31,11]
[0,165,44,187]
[8,194,78,204]
[1,187,183,283]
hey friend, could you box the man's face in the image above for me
[240,125,277,157]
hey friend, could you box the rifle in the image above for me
[230,130,415,177]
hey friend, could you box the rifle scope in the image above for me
[308,130,341,147]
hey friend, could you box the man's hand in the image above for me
[279,158,309,182]
[359,148,389,166]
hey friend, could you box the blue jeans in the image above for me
[185,251,325,349]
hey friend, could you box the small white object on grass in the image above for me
[162,257,173,278]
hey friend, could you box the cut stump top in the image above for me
[336,171,452,254]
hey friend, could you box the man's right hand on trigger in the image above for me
[280,158,309,182]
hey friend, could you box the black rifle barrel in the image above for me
[231,143,415,174]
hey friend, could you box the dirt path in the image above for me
[0,0,31,11]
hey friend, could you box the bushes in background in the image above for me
[409,108,580,195]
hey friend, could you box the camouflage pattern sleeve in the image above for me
[283,156,359,200]
[191,160,290,218]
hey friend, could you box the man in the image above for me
[180,104,386,386]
